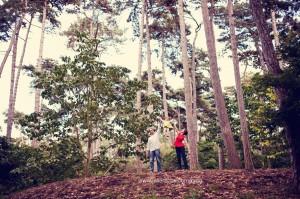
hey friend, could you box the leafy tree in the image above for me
[18,33,159,176]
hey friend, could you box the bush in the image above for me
[198,140,218,169]
[162,150,178,171]
[89,155,128,175]
[0,136,84,196]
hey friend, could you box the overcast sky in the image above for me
[0,8,243,137]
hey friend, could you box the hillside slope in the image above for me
[9,169,300,199]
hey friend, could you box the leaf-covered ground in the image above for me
[9,169,300,199]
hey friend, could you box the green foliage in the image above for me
[223,76,290,169]
[20,32,153,147]
[162,149,177,171]
[249,30,300,170]
[17,33,161,178]
[198,140,218,169]
[0,136,83,196]
[89,155,127,175]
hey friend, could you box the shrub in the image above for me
[0,136,84,196]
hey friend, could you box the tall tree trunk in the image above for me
[191,31,199,142]
[84,121,93,177]
[254,38,267,73]
[201,0,241,169]
[135,0,146,173]
[271,10,280,49]
[8,15,33,139]
[34,0,47,113]
[136,0,145,111]
[0,37,14,78]
[0,0,27,78]
[161,41,173,143]
[177,104,181,130]
[177,0,198,170]
[250,0,300,192]
[218,144,225,169]
[89,3,97,39]
[227,0,254,170]
[271,9,283,69]
[33,0,47,147]
[6,22,21,138]
[145,2,153,113]
[249,1,282,76]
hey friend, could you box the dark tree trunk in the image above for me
[250,0,299,192]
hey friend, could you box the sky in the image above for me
[0,8,244,137]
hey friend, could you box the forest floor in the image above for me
[9,169,300,199]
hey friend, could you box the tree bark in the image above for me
[161,41,173,143]
[191,31,199,142]
[177,104,181,130]
[249,0,282,75]
[145,2,153,113]
[32,0,47,147]
[201,0,241,169]
[218,144,225,169]
[6,22,21,138]
[227,0,254,170]
[250,0,299,192]
[177,0,198,170]
[136,0,145,111]
[84,121,93,177]
[271,9,283,69]
[254,38,267,73]
[34,0,47,113]
[271,10,280,49]
[135,0,145,173]
[0,14,25,78]
[7,15,33,140]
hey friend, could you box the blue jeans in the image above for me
[149,149,162,172]
[175,147,188,169]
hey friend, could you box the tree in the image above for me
[250,0,300,189]
[31,0,48,147]
[242,0,300,190]
[145,1,153,113]
[227,0,253,170]
[6,22,21,139]
[20,33,153,176]
[161,41,173,143]
[134,0,146,172]
[201,0,241,169]
[214,1,266,73]
[0,0,26,78]
[190,16,201,143]
[177,0,198,170]
[6,15,33,139]
[242,73,289,169]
